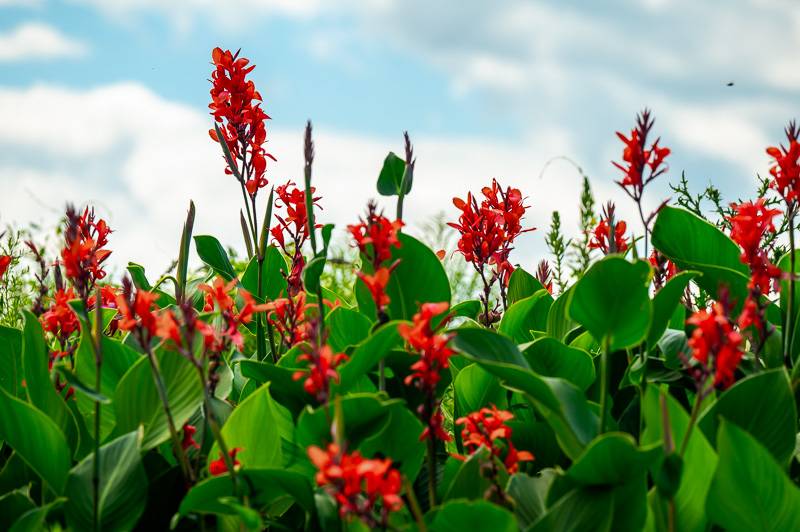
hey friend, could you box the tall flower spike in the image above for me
[613,108,670,197]
[208,47,275,197]
[61,205,112,300]
[589,202,628,255]
[766,121,800,202]
[456,406,534,474]
[727,199,782,294]
[687,300,744,389]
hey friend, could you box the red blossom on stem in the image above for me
[209,447,242,476]
[727,199,782,294]
[272,180,322,295]
[199,277,268,351]
[766,121,800,203]
[649,250,677,289]
[0,255,10,281]
[535,260,554,295]
[456,406,534,474]
[613,109,670,195]
[208,47,275,197]
[41,287,81,367]
[116,286,160,339]
[589,202,628,254]
[400,302,454,442]
[61,206,112,300]
[293,338,348,403]
[687,300,744,389]
[308,443,403,527]
[264,292,314,350]
[181,423,200,451]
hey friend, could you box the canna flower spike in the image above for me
[766,120,800,203]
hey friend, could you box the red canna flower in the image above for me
[264,292,314,349]
[199,278,268,351]
[727,199,782,294]
[209,447,242,476]
[61,206,112,299]
[208,47,275,197]
[272,181,323,295]
[456,406,534,474]
[156,310,183,347]
[613,109,670,196]
[0,255,11,281]
[400,302,455,442]
[589,202,628,254]
[356,265,397,314]
[687,301,744,389]
[308,443,403,527]
[41,287,81,367]
[649,250,677,289]
[293,343,348,403]
[181,423,200,451]
[116,288,160,338]
[348,201,403,266]
[766,121,800,202]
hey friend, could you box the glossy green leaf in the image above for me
[376,151,409,196]
[0,489,35,530]
[208,383,287,470]
[302,256,326,293]
[0,387,71,493]
[238,359,307,414]
[326,306,371,352]
[114,347,203,450]
[529,486,614,532]
[652,206,749,305]
[0,325,23,398]
[194,235,236,281]
[443,447,495,501]
[647,271,697,347]
[21,311,79,453]
[499,290,553,342]
[521,337,595,391]
[8,498,65,532]
[546,286,576,342]
[241,245,287,301]
[452,328,598,459]
[506,471,555,529]
[706,421,800,531]
[454,363,507,414]
[126,263,176,307]
[64,430,147,531]
[431,499,517,532]
[697,368,796,465]
[358,401,425,480]
[568,257,652,351]
[336,321,403,391]
[508,268,546,306]
[565,432,659,486]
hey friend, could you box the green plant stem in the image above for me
[785,210,796,367]
[426,436,436,510]
[403,478,427,532]
[598,338,610,434]
[679,385,706,457]
[90,304,102,532]
[145,347,194,483]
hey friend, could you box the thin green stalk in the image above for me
[145,347,194,483]
[426,436,436,510]
[598,338,610,434]
[786,210,796,367]
[679,385,706,456]
[90,299,102,532]
[197,368,242,495]
[256,256,266,361]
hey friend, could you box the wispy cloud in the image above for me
[0,22,88,62]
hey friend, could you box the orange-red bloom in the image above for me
[61,206,112,297]
[687,302,744,389]
[209,447,242,476]
[181,423,200,451]
[613,109,670,195]
[0,255,11,281]
[356,266,396,313]
[292,344,348,403]
[456,406,534,473]
[766,121,800,202]
[264,292,313,349]
[348,204,403,265]
[589,216,628,254]
[727,199,782,294]
[208,47,275,196]
[117,289,160,338]
[308,443,403,525]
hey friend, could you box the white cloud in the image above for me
[0,82,623,277]
[0,22,88,62]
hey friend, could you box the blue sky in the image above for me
[0,0,798,275]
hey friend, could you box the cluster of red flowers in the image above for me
[308,443,403,527]
[450,179,532,288]
[61,206,112,297]
[209,447,242,476]
[0,255,10,281]
[613,109,670,196]
[727,199,782,294]
[264,292,314,349]
[766,121,800,202]
[399,302,454,442]
[198,277,267,351]
[293,339,348,403]
[271,181,323,294]
[456,406,534,474]
[349,201,403,314]
[41,287,81,366]
[687,301,744,389]
[589,203,628,254]
[181,423,200,451]
[649,250,677,289]
[117,288,160,339]
[208,47,275,196]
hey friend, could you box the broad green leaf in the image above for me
[336,321,403,391]
[568,257,652,351]
[706,421,800,531]
[546,286,576,342]
[238,360,307,415]
[295,394,390,450]
[521,337,595,391]
[453,328,598,459]
[0,489,35,530]
[179,469,314,516]
[652,206,748,305]
[127,263,176,307]
[450,299,481,320]
[194,235,236,281]
[529,486,614,532]
[778,250,800,363]
[209,383,286,470]
[0,325,23,397]
[431,499,517,532]
[9,498,65,532]
[376,152,409,196]
[359,402,425,480]
[21,311,79,453]
[565,433,659,486]
[506,471,556,529]
[114,347,203,450]
[326,307,371,352]
[64,430,147,531]
[0,388,71,493]
[499,290,553,343]
[443,447,495,501]
[241,245,288,301]
[697,368,796,465]
[642,387,717,532]
[302,256,326,293]
[356,234,450,321]
[508,268,547,306]
[454,363,507,414]
[647,271,697,347]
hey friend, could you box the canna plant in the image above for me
[1,46,800,532]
